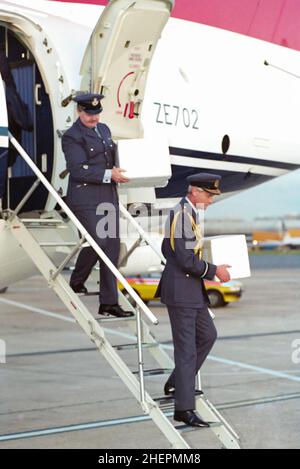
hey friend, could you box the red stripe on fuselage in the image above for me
[51,0,300,52]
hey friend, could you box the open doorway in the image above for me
[0,26,54,212]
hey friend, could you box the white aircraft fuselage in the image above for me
[0,0,300,212]
[0,0,300,288]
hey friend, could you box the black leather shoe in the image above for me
[164,382,175,395]
[98,304,134,318]
[70,283,88,294]
[164,382,203,396]
[174,410,209,427]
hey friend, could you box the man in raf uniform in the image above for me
[155,173,231,427]
[62,93,133,318]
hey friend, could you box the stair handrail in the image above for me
[119,203,166,265]
[8,132,158,325]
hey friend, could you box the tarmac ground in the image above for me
[0,254,300,449]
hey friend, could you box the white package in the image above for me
[203,234,251,280]
[116,137,171,188]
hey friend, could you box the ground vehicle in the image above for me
[119,275,242,308]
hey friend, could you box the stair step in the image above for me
[156,390,204,410]
[159,402,174,411]
[132,368,173,377]
[174,421,222,433]
[113,343,159,351]
[96,315,135,323]
[21,218,64,225]
[39,242,78,247]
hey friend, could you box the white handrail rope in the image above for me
[8,132,158,325]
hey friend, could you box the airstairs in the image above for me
[2,133,241,449]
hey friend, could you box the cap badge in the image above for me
[92,98,99,107]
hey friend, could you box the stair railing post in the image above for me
[136,306,146,408]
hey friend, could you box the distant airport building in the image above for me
[204,217,300,249]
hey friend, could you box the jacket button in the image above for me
[83,183,87,186]
[83,165,88,170]
[90,148,94,151]
[186,274,190,278]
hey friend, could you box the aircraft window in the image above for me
[222,135,230,154]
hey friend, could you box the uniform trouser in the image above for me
[70,207,120,305]
[166,305,217,411]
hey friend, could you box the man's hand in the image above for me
[215,264,231,283]
[111,167,129,183]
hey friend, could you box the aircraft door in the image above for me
[80,0,174,139]
[0,74,8,204]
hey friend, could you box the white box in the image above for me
[116,137,171,188]
[203,234,251,280]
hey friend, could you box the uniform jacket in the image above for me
[155,197,217,307]
[62,119,118,209]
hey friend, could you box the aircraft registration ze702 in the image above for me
[0,0,300,288]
